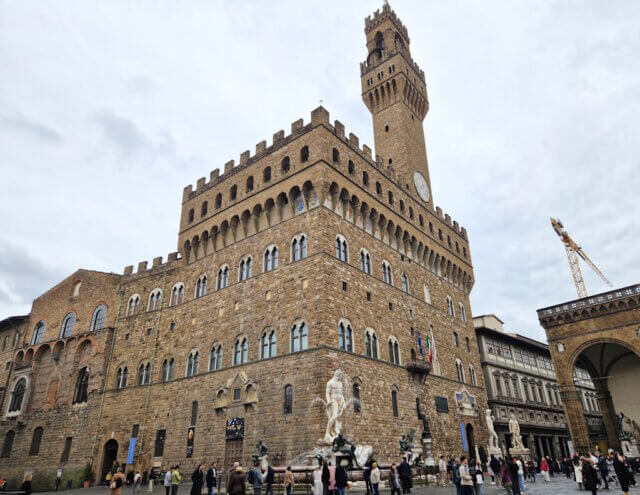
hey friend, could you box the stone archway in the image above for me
[466,423,475,457]
[538,284,640,454]
[101,439,119,482]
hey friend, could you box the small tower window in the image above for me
[300,146,309,163]
[385,125,389,132]
[188,209,194,223]
[332,148,340,164]
[201,201,208,217]
[246,176,254,193]
[215,193,222,209]
[363,171,369,186]
[348,160,354,175]
[376,182,382,195]
[263,167,271,183]
[388,191,393,205]
[281,156,290,173]
[230,185,237,201]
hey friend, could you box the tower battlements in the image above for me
[365,2,409,43]
[122,251,182,277]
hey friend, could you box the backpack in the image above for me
[248,469,255,485]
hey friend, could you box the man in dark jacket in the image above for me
[364,456,373,495]
[613,454,632,495]
[227,465,246,495]
[490,456,501,486]
[582,459,599,495]
[206,463,217,495]
[264,465,274,495]
[508,458,521,495]
[398,458,412,494]
[335,464,348,495]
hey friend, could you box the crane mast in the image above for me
[550,217,613,298]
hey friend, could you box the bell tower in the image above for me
[360,2,433,209]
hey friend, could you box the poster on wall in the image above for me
[186,427,195,458]
[460,422,468,452]
[127,438,137,464]
[226,417,244,439]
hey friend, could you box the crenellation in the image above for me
[291,119,304,134]
[444,213,452,226]
[461,227,467,240]
[435,206,443,218]
[311,105,329,126]
[152,256,163,268]
[349,132,359,148]
[273,130,285,145]
[239,150,250,165]
[334,120,345,139]
[123,265,133,275]
[137,261,148,273]
[362,144,372,159]
[182,184,193,202]
[224,159,235,173]
[210,169,220,182]
[256,140,267,156]
[167,251,179,262]
[196,177,206,192]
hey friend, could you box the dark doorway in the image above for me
[101,439,119,482]
[224,438,243,470]
[466,423,475,457]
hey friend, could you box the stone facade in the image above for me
[474,315,603,460]
[0,3,488,489]
[538,284,640,455]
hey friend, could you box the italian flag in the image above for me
[425,335,433,364]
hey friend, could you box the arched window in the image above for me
[409,207,414,219]
[239,257,253,281]
[391,390,399,417]
[127,295,141,316]
[162,358,175,382]
[401,273,409,293]
[338,322,353,352]
[264,246,279,272]
[360,249,371,274]
[347,160,354,175]
[459,303,467,323]
[365,329,378,359]
[300,146,309,163]
[191,400,198,426]
[465,337,471,352]
[399,199,405,212]
[201,201,208,217]
[188,208,194,223]
[388,191,393,205]
[215,193,222,209]
[148,289,162,311]
[137,363,151,385]
[376,181,382,195]
[382,261,392,284]
[186,351,199,377]
[246,176,254,193]
[453,332,459,347]
[230,184,237,200]
[456,359,465,383]
[281,156,290,173]
[353,383,361,413]
[29,426,43,456]
[290,322,308,352]
[89,305,106,331]
[116,366,128,389]
[74,367,89,403]
[284,384,293,414]
[419,215,424,227]
[8,378,26,412]
[209,345,223,371]
[195,275,207,298]
[469,365,477,386]
[362,171,369,186]
[336,235,348,262]
[217,266,229,289]
[388,338,400,365]
[332,147,340,164]
[446,296,455,316]
[1,430,15,458]
[234,338,248,365]
[263,166,272,183]
[261,330,277,359]
[423,285,431,304]
[170,284,184,306]
[59,312,75,338]
[291,234,307,262]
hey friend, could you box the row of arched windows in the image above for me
[456,359,477,386]
[337,321,402,365]
[187,145,313,225]
[30,305,107,345]
[1,426,44,458]
[125,236,308,317]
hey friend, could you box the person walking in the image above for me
[20,474,32,495]
[248,461,263,495]
[164,467,173,495]
[206,463,217,495]
[474,460,484,495]
[453,457,462,495]
[515,458,526,495]
[370,462,381,495]
[264,464,274,495]
[490,456,501,487]
[500,459,513,495]
[321,461,330,495]
[398,457,412,494]
[508,459,521,495]
[334,464,348,495]
[459,456,473,495]
[364,455,373,495]
[111,468,127,495]
[614,453,632,495]
[328,462,336,495]
[539,457,550,483]
[389,464,401,495]
[227,464,245,495]
[582,459,598,495]
[313,464,323,495]
[439,456,449,487]
[191,465,204,495]
[284,467,295,495]
[171,466,182,495]
[132,470,142,495]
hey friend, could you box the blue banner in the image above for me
[127,437,137,464]
[460,422,468,452]
[417,330,423,356]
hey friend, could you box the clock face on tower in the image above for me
[413,172,431,203]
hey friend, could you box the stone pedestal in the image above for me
[508,447,530,460]
[487,445,503,459]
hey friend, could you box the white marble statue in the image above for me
[509,413,524,450]
[323,369,347,444]
[486,409,500,450]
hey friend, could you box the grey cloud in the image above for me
[93,110,148,157]
[0,114,63,144]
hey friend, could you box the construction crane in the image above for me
[550,217,613,298]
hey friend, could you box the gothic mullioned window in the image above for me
[382,261,392,284]
[239,257,253,281]
[230,185,237,201]
[264,246,279,272]
[246,176,254,193]
[201,201,208,217]
[170,284,184,306]
[290,322,308,352]
[360,249,371,274]
[217,266,229,289]
[186,351,199,377]
[137,363,151,385]
[8,378,26,412]
[234,338,248,365]
[455,359,465,383]
[469,365,477,386]
[423,285,431,304]
[162,358,175,382]
[365,329,378,359]
[195,275,207,298]
[116,367,128,389]
[336,235,348,262]
[281,156,290,173]
[338,322,353,352]
[209,345,222,371]
[453,332,459,347]
[459,302,467,322]
[148,289,162,311]
[261,330,277,359]
[263,166,272,183]
[291,234,307,262]
[388,337,400,365]
[59,312,75,338]
[215,193,222,209]
[332,147,340,164]
[31,321,45,345]
[127,295,140,316]
[401,273,409,293]
[446,296,455,316]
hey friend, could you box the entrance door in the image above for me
[466,424,475,456]
[224,438,243,470]
[101,440,119,481]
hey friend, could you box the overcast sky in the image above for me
[1,0,639,341]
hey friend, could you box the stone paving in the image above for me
[35,475,640,495]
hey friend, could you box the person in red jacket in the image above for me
[539,458,550,483]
